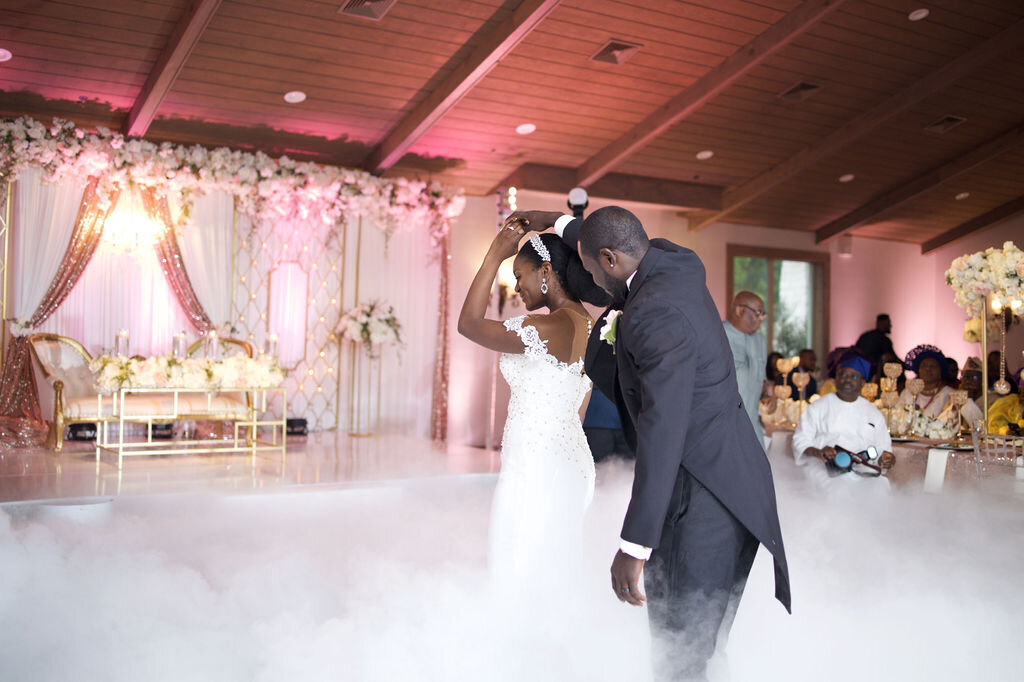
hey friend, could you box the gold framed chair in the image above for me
[27,333,97,453]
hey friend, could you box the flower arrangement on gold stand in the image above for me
[336,301,402,436]
[335,301,402,358]
[946,241,1024,428]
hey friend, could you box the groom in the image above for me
[506,206,790,681]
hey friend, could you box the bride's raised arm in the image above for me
[458,226,550,353]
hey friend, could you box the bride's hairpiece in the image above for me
[529,234,551,262]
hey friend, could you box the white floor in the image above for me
[1,435,1022,681]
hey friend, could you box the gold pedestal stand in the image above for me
[347,341,382,436]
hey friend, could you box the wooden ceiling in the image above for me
[2,0,1023,251]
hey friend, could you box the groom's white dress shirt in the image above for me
[554,215,650,561]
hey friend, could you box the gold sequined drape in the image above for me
[0,177,118,446]
[430,232,450,444]
[139,187,212,333]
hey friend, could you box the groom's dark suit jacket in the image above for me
[567,222,791,611]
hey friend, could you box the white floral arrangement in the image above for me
[910,412,957,440]
[883,404,957,439]
[946,241,1024,317]
[8,318,33,337]
[336,301,402,358]
[88,353,284,394]
[0,116,465,243]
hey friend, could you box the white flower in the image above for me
[600,310,621,347]
[0,115,465,245]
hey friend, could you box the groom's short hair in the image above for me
[579,206,648,260]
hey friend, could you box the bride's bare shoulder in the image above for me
[520,310,575,341]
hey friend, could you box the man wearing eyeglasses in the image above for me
[724,291,773,445]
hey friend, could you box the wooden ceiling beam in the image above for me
[493,163,722,211]
[920,195,1024,254]
[122,0,222,138]
[365,0,561,173]
[690,17,1024,232]
[574,0,849,189]
[815,121,1024,243]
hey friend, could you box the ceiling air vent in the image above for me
[591,39,643,65]
[339,0,397,20]
[777,81,822,101]
[924,114,967,134]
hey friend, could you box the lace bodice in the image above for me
[499,315,592,427]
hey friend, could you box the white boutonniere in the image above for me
[600,310,621,349]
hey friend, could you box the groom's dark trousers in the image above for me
[566,220,790,682]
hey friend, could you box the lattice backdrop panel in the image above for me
[231,212,440,434]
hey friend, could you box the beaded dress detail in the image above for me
[490,314,596,587]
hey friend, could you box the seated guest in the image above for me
[955,357,985,430]
[869,351,907,392]
[900,344,953,417]
[987,381,1023,435]
[945,357,960,388]
[776,348,818,398]
[817,346,852,396]
[767,351,783,383]
[987,350,1012,393]
[792,351,895,470]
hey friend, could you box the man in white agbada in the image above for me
[792,351,895,472]
[723,291,773,445]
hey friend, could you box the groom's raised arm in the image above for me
[619,301,696,549]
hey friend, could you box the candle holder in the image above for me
[772,384,792,425]
[861,382,879,402]
[264,333,278,358]
[906,378,924,414]
[791,371,810,421]
[883,362,903,380]
[792,370,810,401]
[950,389,969,438]
[115,329,130,358]
[880,390,900,433]
[204,330,219,359]
[172,331,188,359]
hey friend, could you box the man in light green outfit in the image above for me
[723,291,772,447]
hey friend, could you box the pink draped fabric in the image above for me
[139,187,212,334]
[0,177,119,444]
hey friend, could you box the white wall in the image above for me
[445,190,1024,446]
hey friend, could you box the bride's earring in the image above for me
[540,277,549,295]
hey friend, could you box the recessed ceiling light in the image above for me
[908,8,930,21]
[955,191,970,201]
[695,150,714,160]
[515,123,536,135]
[838,173,855,183]
[283,90,307,104]
[0,48,12,62]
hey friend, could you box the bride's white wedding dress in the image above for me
[489,314,596,589]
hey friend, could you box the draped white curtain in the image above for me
[41,238,193,356]
[12,176,234,357]
[178,191,234,327]
[11,168,85,317]
[341,222,441,437]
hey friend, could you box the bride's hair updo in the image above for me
[516,233,611,307]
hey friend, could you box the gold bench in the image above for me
[28,333,286,468]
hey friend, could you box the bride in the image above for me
[458,224,610,588]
